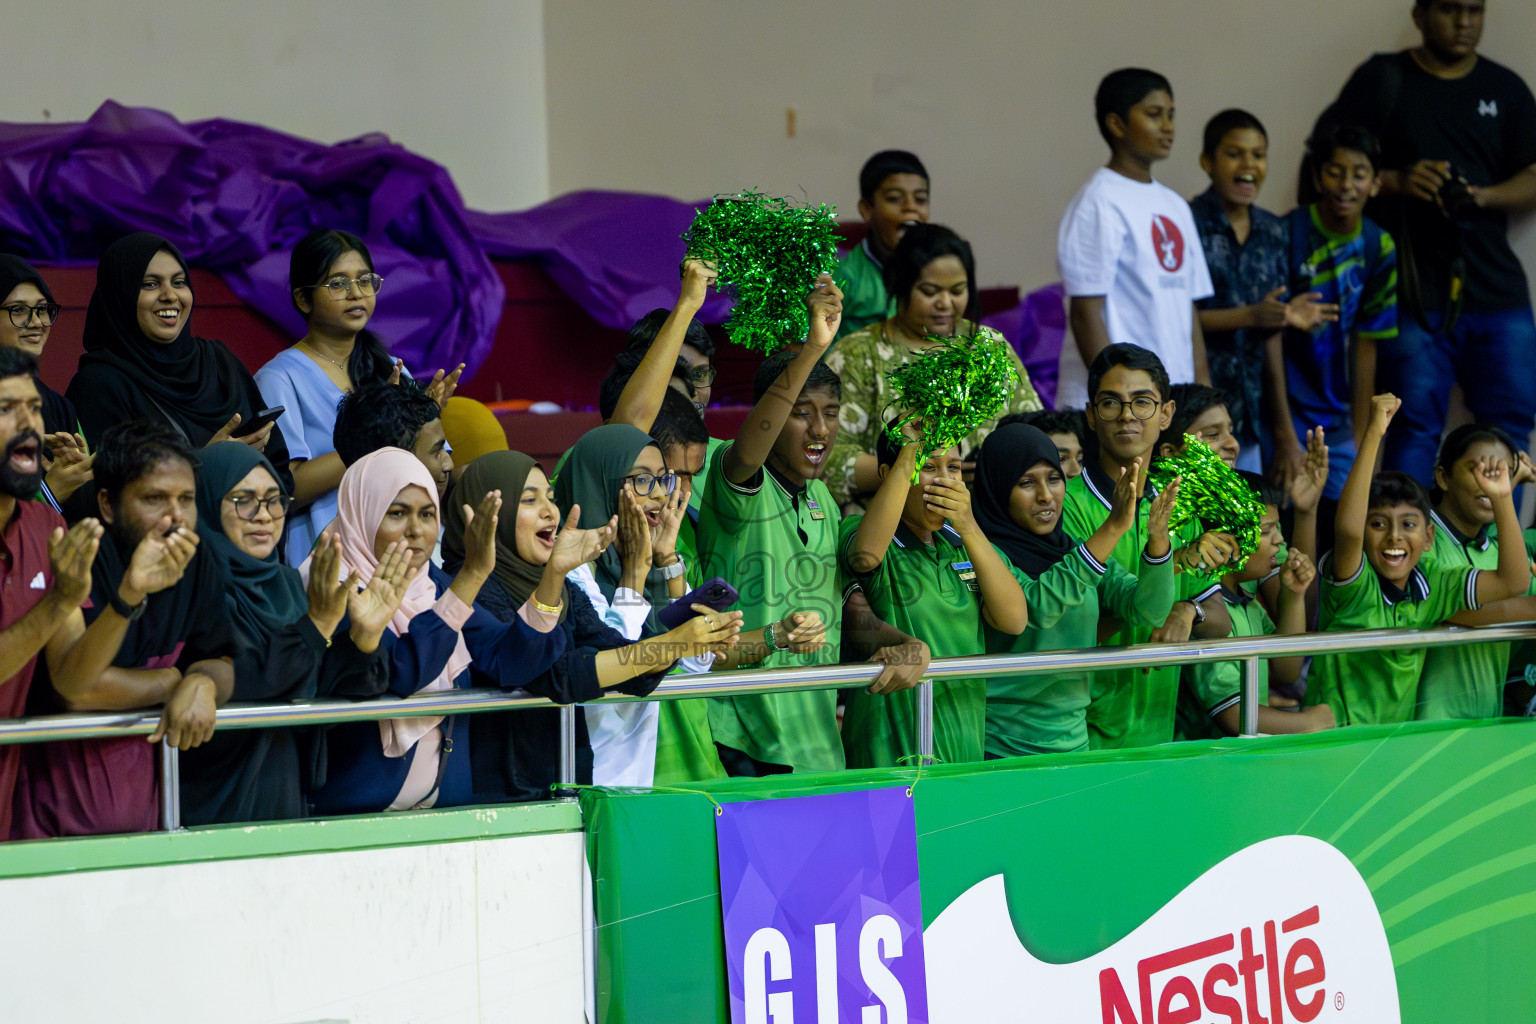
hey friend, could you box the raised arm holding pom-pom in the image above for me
[723,274,842,485]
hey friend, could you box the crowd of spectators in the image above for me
[2,0,1534,837]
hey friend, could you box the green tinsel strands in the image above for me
[881,333,1020,481]
[1147,436,1266,577]
[682,191,840,353]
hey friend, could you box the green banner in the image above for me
[582,719,1536,1022]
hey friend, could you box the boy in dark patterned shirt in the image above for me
[1191,109,1337,470]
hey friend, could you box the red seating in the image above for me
[34,255,1015,435]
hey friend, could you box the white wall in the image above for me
[0,1,548,212]
[0,831,586,1023]
[545,0,1536,294]
[8,1,1531,291]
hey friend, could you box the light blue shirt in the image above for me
[254,347,345,567]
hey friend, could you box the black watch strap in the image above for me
[108,588,147,621]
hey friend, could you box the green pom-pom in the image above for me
[881,333,1020,480]
[682,190,840,353]
[1148,436,1266,578]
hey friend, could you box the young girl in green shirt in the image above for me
[840,433,1029,767]
[1417,424,1536,720]
[974,423,1180,756]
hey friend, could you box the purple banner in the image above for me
[0,102,736,384]
[716,787,928,1024]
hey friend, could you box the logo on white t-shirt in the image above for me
[1150,215,1185,272]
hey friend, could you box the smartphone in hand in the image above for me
[656,577,740,631]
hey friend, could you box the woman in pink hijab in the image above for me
[304,447,586,814]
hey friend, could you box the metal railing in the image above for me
[5,621,1533,832]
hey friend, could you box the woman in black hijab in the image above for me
[65,233,292,491]
[973,422,1179,757]
[180,441,413,824]
[443,449,739,801]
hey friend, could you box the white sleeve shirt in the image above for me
[566,564,713,787]
[1056,167,1214,409]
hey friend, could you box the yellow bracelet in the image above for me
[532,596,564,616]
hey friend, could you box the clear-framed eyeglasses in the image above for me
[314,274,383,299]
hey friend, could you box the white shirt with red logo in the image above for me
[1055,167,1214,409]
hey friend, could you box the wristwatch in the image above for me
[1187,600,1207,627]
[109,587,148,621]
[656,556,686,580]
[763,620,788,651]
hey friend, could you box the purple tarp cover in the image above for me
[0,101,730,379]
[716,786,928,1023]
[982,281,1066,410]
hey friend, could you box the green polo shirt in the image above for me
[986,543,1177,757]
[1061,464,1218,749]
[1415,512,1533,721]
[685,435,729,514]
[1505,528,1536,698]
[832,241,893,341]
[1307,553,1480,726]
[838,517,1008,767]
[652,513,729,786]
[1178,581,1274,740]
[699,445,847,773]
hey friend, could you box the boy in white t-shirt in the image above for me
[1057,67,1214,410]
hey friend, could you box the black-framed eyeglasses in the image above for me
[4,303,61,328]
[312,274,383,299]
[227,494,292,520]
[1093,395,1162,421]
[688,365,717,387]
[623,471,677,497]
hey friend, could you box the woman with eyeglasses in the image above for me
[552,425,825,785]
[182,442,416,824]
[443,450,744,802]
[553,425,721,785]
[823,224,1042,514]
[66,233,294,493]
[0,255,71,434]
[254,230,401,566]
[0,255,93,504]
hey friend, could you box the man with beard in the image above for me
[0,351,199,838]
[13,417,229,838]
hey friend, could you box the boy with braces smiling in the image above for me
[1306,394,1530,726]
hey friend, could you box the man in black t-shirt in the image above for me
[13,420,233,838]
[1317,0,1536,482]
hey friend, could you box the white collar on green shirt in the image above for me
[891,521,964,550]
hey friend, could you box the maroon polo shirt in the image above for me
[0,499,64,838]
